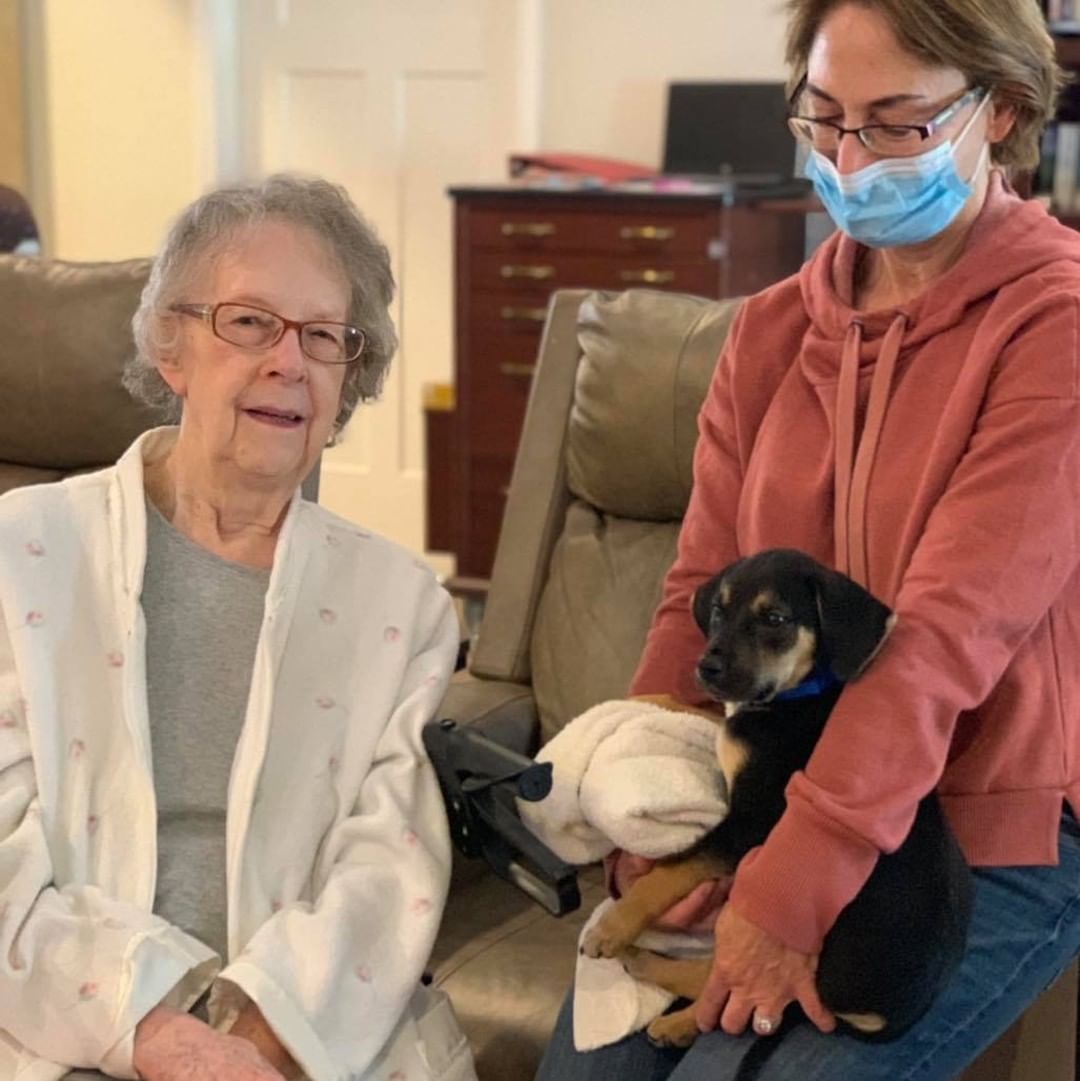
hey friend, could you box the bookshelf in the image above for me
[1035,4,1080,222]
[1046,0,1080,38]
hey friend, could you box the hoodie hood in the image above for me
[796,171,1080,586]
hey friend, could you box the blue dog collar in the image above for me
[772,665,838,702]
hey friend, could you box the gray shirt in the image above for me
[64,503,268,1079]
[142,498,269,961]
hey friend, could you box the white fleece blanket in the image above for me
[518,699,728,862]
[516,699,728,1049]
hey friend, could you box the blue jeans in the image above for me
[535,809,1080,1081]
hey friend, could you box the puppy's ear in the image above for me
[691,573,725,635]
[814,569,894,681]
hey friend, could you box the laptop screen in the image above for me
[662,82,796,181]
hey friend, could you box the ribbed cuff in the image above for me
[728,806,880,955]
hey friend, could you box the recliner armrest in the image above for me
[438,670,540,757]
[424,716,580,916]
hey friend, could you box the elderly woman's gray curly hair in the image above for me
[124,173,397,438]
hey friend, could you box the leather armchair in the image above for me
[0,255,163,492]
[431,287,1078,1081]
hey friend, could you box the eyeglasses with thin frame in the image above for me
[787,80,987,158]
[170,301,366,365]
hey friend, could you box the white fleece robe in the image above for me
[0,429,474,1081]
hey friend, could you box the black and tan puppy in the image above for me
[582,549,973,1063]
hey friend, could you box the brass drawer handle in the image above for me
[500,264,555,280]
[499,362,536,378]
[619,269,675,284]
[501,222,556,237]
[620,225,675,241]
[500,306,547,323]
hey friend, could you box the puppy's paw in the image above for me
[580,908,640,958]
[646,1011,701,1049]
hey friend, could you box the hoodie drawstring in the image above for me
[834,313,907,587]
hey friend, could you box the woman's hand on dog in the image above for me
[694,905,836,1037]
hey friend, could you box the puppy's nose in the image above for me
[697,654,727,682]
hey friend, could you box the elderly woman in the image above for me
[537,2,1080,1080]
[0,175,475,1081]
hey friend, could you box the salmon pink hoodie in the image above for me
[630,173,1080,954]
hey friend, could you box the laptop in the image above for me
[661,82,805,192]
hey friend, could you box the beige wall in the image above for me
[33,0,204,260]
[27,1,790,262]
[0,0,27,192]
[540,0,788,167]
[25,0,789,255]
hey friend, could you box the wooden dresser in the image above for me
[429,185,813,581]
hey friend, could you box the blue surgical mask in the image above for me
[804,94,991,249]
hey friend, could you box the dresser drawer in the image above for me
[466,203,717,257]
[460,454,515,577]
[464,324,545,376]
[468,452,515,500]
[460,364,532,458]
[469,251,718,296]
[464,290,549,354]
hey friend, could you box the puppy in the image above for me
[582,549,973,1064]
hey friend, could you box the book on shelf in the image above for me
[1046,0,1080,29]
[1034,119,1080,213]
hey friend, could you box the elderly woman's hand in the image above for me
[694,905,836,1038]
[132,1005,286,1081]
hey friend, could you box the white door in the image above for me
[235,0,535,565]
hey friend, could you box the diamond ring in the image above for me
[753,1014,776,1036]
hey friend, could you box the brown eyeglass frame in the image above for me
[170,301,365,364]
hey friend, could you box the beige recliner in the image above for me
[0,255,163,492]
[431,287,1078,1081]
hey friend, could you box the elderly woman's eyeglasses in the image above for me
[787,83,987,157]
[171,302,366,365]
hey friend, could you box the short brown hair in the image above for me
[784,0,1064,169]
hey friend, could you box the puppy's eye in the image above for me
[761,610,790,628]
[709,605,726,629]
